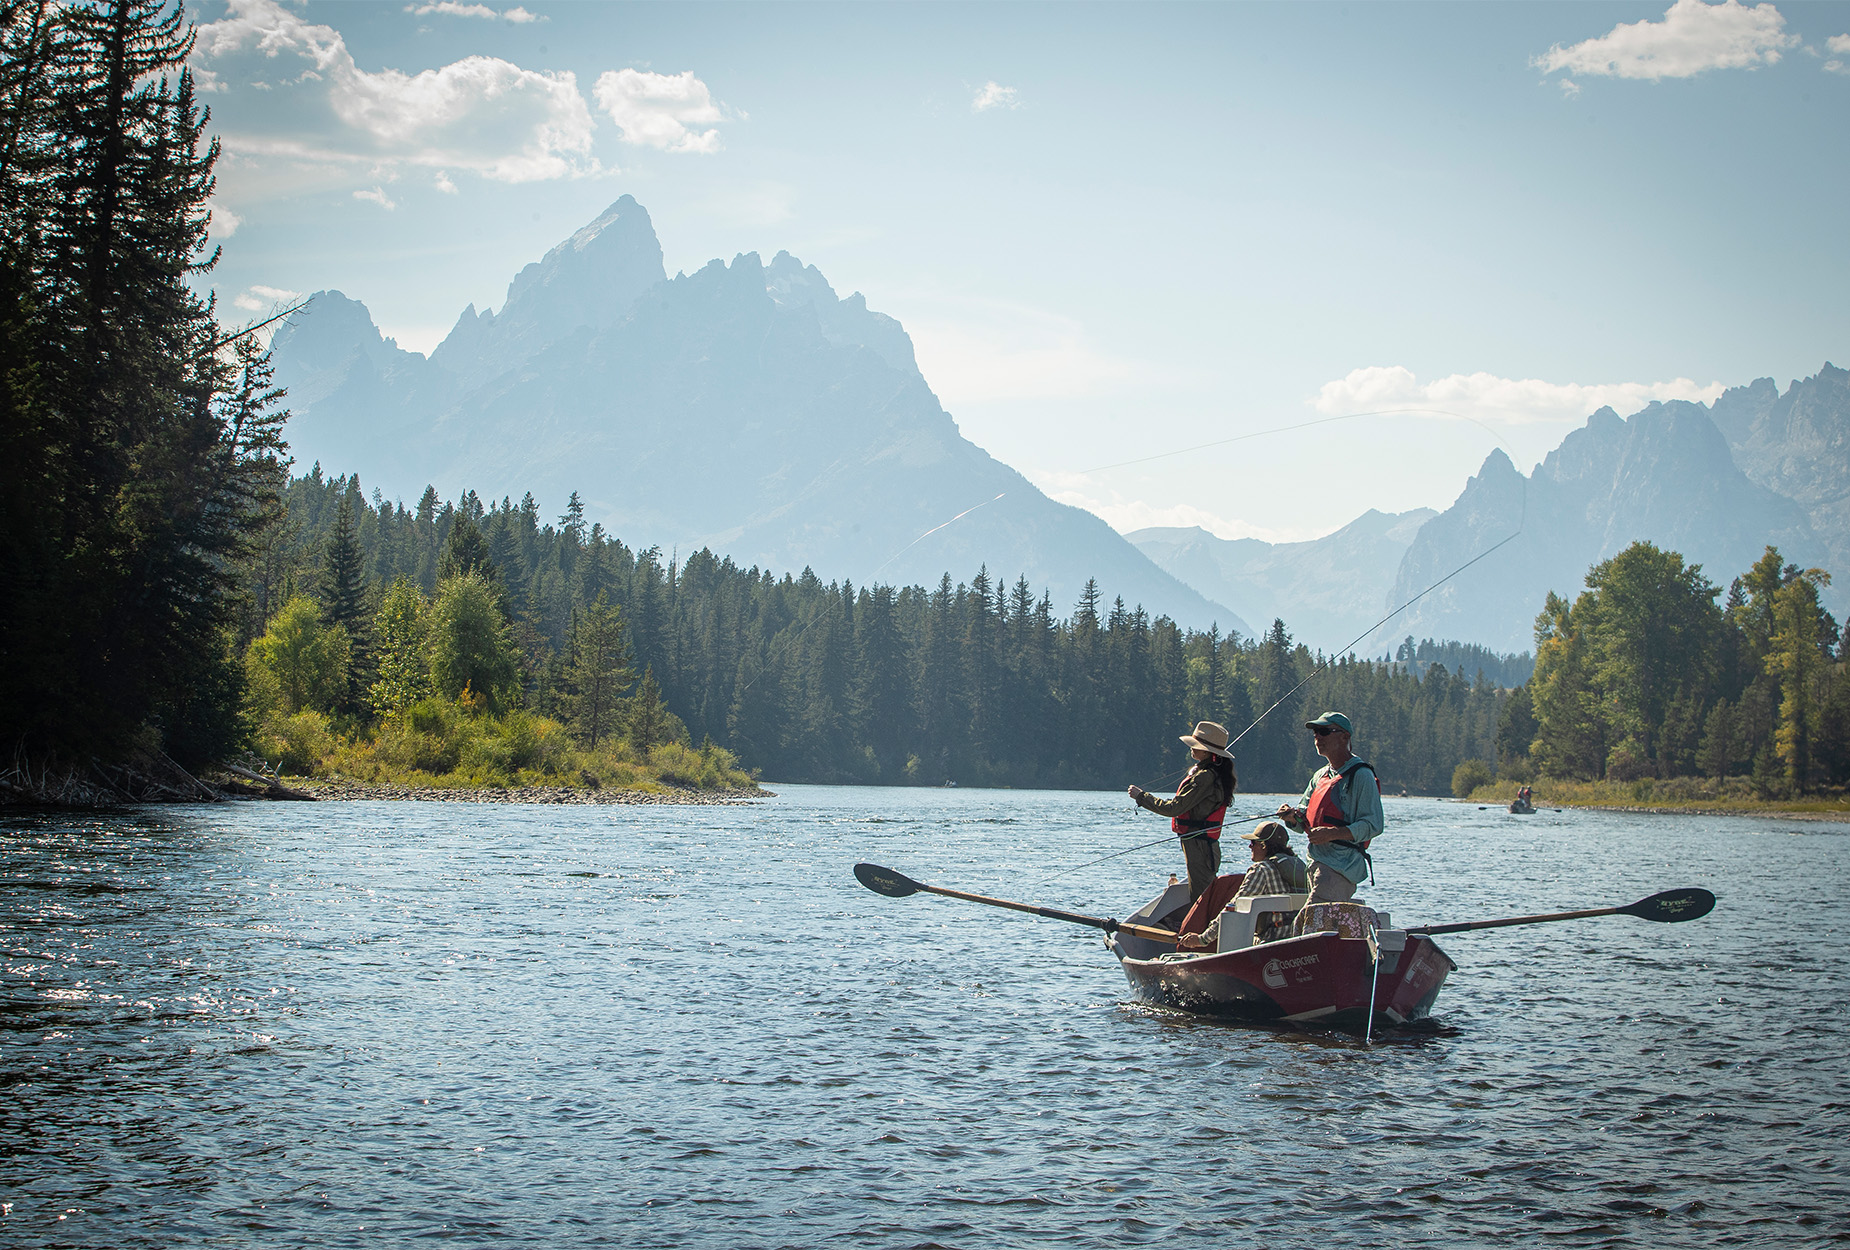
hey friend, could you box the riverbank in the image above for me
[1463,776,1850,820]
[289,778,772,804]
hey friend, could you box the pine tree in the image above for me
[630,666,673,752]
[564,596,633,748]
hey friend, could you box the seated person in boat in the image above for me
[1276,711,1382,924]
[1177,821,1309,950]
[1126,721,1235,901]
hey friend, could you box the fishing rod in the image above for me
[1214,408,1530,749]
[1045,811,1280,880]
[1043,405,1529,879]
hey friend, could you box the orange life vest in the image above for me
[1171,766,1228,840]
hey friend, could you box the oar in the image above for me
[1406,887,1715,936]
[854,862,1179,943]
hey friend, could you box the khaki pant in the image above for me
[1180,835,1222,901]
[1289,861,1356,935]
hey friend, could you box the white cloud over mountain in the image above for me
[193,0,596,183]
[1313,366,1725,426]
[1535,0,1797,83]
[593,69,726,153]
[233,283,304,312]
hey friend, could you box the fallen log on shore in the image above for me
[224,764,317,801]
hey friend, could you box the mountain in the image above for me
[1128,507,1436,652]
[1708,364,1850,577]
[269,196,1249,631]
[1380,400,1831,652]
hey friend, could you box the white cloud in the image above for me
[593,69,725,153]
[433,170,458,193]
[194,0,596,183]
[233,283,304,311]
[207,196,242,238]
[406,2,541,21]
[1535,0,1798,82]
[354,186,397,209]
[972,81,1019,112]
[1827,33,1850,73]
[1313,366,1725,426]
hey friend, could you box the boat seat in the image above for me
[1211,893,1309,951]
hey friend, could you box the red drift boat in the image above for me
[852,863,1713,1037]
[1107,877,1452,1031]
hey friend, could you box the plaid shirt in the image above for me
[1200,851,1309,948]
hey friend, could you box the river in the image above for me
[2,786,1845,1247]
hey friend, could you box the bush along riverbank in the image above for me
[247,695,763,801]
[1459,775,1850,817]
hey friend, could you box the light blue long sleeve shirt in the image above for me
[1300,757,1384,885]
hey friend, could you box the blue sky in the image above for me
[196,0,1850,542]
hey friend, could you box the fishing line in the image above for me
[1048,405,1529,877]
[1200,406,1531,748]
[873,492,1006,577]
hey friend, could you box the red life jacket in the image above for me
[1171,766,1228,840]
[1305,759,1376,843]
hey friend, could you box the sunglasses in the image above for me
[1311,726,1337,736]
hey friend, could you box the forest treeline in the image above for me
[258,469,1517,793]
[1503,541,1850,796]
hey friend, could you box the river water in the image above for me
[2,786,1846,1247]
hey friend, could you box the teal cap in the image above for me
[1305,711,1354,735]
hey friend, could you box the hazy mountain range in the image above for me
[271,196,1249,633]
[1374,367,1847,653]
[270,196,1847,658]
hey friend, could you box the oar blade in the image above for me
[1621,887,1716,924]
[854,862,922,899]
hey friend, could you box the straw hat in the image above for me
[1180,721,1232,759]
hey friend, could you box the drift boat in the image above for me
[1108,878,1453,1031]
[852,863,1714,1036]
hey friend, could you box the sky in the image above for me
[194,0,1850,544]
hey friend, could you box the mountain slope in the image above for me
[270,198,1248,631]
[1709,363,1850,576]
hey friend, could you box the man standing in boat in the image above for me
[1277,711,1382,912]
[1126,721,1235,902]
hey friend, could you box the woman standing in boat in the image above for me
[1127,721,1235,901]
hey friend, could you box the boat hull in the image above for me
[1112,928,1454,1032]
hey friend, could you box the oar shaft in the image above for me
[918,883,1176,943]
[1409,905,1621,936]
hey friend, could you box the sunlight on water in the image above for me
[1,788,1846,1247]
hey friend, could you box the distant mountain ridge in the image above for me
[1377,377,1842,652]
[270,196,1250,632]
[1128,508,1436,654]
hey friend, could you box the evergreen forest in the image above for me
[256,469,1516,795]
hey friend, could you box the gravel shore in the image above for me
[291,780,773,805]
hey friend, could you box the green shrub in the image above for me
[1451,758,1495,798]
[255,709,336,775]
